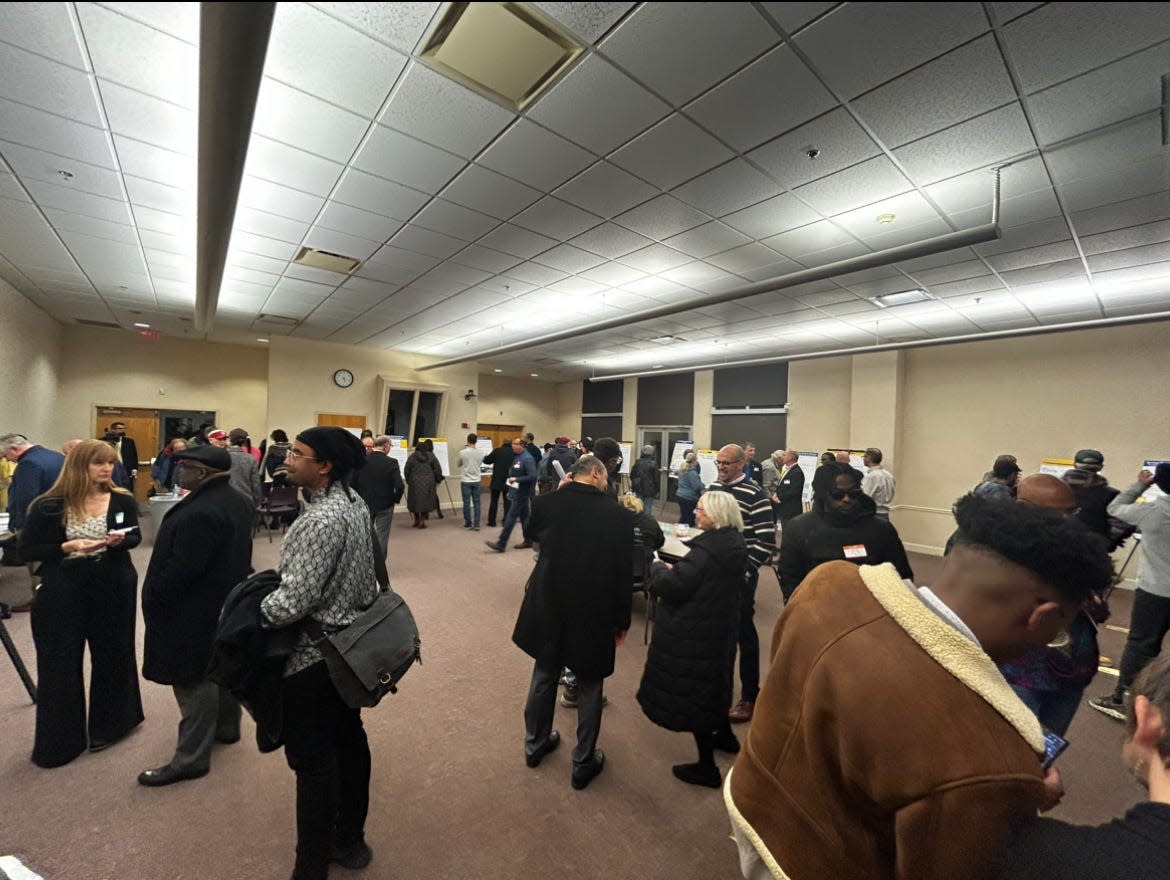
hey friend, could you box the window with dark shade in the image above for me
[637,373,693,426]
[582,379,623,414]
[713,363,789,408]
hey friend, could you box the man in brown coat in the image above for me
[725,493,1113,880]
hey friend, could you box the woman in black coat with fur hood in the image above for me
[637,491,747,788]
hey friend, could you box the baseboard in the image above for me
[904,542,944,557]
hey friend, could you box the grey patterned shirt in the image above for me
[261,482,379,676]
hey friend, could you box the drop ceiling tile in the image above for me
[124,175,192,215]
[238,176,324,224]
[852,36,1016,149]
[137,228,192,255]
[614,194,710,240]
[553,161,658,219]
[351,124,466,195]
[984,239,1079,272]
[792,156,912,217]
[532,243,607,273]
[230,230,302,261]
[310,2,440,54]
[273,276,338,298]
[316,200,402,242]
[112,135,193,188]
[226,250,291,275]
[748,108,881,190]
[548,276,607,296]
[243,136,344,198]
[662,221,750,259]
[389,223,466,259]
[599,2,778,107]
[570,222,654,259]
[1026,41,1170,146]
[706,242,789,274]
[266,3,406,117]
[411,198,499,241]
[759,2,837,33]
[41,208,136,245]
[99,2,199,42]
[0,98,117,167]
[439,164,542,220]
[379,61,515,159]
[303,227,382,261]
[762,219,857,258]
[832,191,943,241]
[610,114,733,190]
[513,196,602,241]
[449,244,522,274]
[795,2,988,99]
[0,3,89,68]
[332,167,429,221]
[0,42,104,128]
[616,242,693,273]
[234,207,310,244]
[533,2,634,42]
[503,261,568,286]
[739,258,804,282]
[1088,241,1170,272]
[478,223,559,259]
[77,4,198,107]
[1081,219,1170,256]
[579,261,647,287]
[895,104,1037,186]
[97,80,195,155]
[721,192,822,239]
[671,159,786,218]
[59,229,147,270]
[252,77,368,164]
[225,266,281,288]
[1059,156,1167,214]
[2,140,123,200]
[1045,116,1163,186]
[997,258,1086,288]
[700,50,837,155]
[477,119,595,191]
[528,54,669,156]
[1001,2,1170,93]
[661,260,736,288]
[908,260,993,286]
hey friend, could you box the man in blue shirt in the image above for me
[1,433,66,608]
[486,437,538,552]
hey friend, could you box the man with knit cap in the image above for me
[1062,448,1126,549]
[261,427,380,880]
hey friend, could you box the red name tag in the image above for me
[843,544,867,559]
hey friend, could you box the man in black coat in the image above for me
[483,439,516,527]
[772,449,806,525]
[107,421,139,493]
[353,434,405,561]
[512,455,634,790]
[138,444,254,786]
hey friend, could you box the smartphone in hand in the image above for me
[1041,728,1069,769]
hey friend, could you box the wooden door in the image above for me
[316,413,367,430]
[476,423,524,487]
[95,406,160,506]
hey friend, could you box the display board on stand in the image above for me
[420,438,451,477]
[696,449,718,486]
[387,436,409,471]
[618,441,633,476]
[668,440,695,475]
[1039,458,1074,478]
[797,452,819,504]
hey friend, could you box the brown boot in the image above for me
[420,513,428,529]
[411,514,420,528]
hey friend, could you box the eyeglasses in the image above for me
[715,459,743,467]
[828,488,865,501]
[286,449,319,462]
[694,505,706,513]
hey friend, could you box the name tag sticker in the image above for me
[115,511,125,524]
[843,544,867,559]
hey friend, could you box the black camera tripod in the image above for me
[0,602,37,703]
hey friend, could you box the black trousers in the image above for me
[735,566,761,703]
[30,557,144,768]
[1116,588,1170,696]
[487,488,511,526]
[282,661,371,880]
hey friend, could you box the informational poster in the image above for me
[476,435,495,476]
[797,451,819,504]
[1039,457,1074,478]
[1142,459,1169,501]
[420,437,451,477]
[618,441,633,476]
[387,437,409,472]
[696,449,719,486]
[345,427,363,438]
[668,440,694,475]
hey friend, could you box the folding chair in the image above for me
[256,485,301,543]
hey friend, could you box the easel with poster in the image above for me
[419,437,455,512]
[668,440,695,475]
[1039,458,1074,478]
[696,449,719,486]
[387,436,409,472]
[618,442,633,476]
[476,435,494,476]
[797,452,819,505]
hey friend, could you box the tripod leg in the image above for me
[0,616,37,703]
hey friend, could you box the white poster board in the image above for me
[388,445,408,471]
[696,449,719,486]
[421,437,451,477]
[1039,457,1074,478]
[668,440,694,475]
[618,441,633,476]
[346,427,363,438]
[797,451,819,504]
[475,436,493,455]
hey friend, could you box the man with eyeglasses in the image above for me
[777,467,912,602]
[709,444,775,724]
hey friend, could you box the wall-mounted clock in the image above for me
[333,368,355,388]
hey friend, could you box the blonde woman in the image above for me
[637,490,747,788]
[19,439,144,767]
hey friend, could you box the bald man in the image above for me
[1016,474,1078,514]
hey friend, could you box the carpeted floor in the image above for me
[0,505,1145,879]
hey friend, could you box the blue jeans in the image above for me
[497,492,530,547]
[1010,684,1084,737]
[460,482,481,527]
[635,494,655,517]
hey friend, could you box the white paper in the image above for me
[668,440,694,475]
[421,438,451,477]
[618,441,633,476]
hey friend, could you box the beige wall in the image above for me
[475,373,563,442]
[849,350,905,463]
[0,280,64,444]
[56,325,269,445]
[786,356,853,452]
[554,380,583,440]
[692,370,714,448]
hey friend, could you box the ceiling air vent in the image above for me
[293,246,361,275]
[75,318,122,329]
[419,2,584,112]
[256,314,300,327]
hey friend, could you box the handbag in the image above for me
[303,519,421,708]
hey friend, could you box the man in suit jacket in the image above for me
[139,443,254,786]
[512,455,634,790]
[483,439,516,527]
[107,421,139,493]
[772,449,806,525]
[353,434,405,560]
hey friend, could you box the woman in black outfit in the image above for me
[19,439,144,767]
[637,490,747,788]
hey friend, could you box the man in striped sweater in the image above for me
[711,444,776,724]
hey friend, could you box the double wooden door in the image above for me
[94,406,161,506]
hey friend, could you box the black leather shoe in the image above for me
[330,839,373,869]
[137,764,210,787]
[571,749,605,790]
[214,733,240,745]
[485,540,505,552]
[526,730,561,768]
[514,541,534,549]
[713,729,740,754]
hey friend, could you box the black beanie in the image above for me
[295,426,367,483]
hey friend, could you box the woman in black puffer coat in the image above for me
[637,490,747,788]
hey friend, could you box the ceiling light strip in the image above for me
[586,310,1170,381]
[416,221,1001,371]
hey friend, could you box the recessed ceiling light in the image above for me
[876,213,896,224]
[57,169,74,181]
[870,288,932,308]
[530,372,539,377]
[133,322,151,328]
[257,337,269,343]
[493,368,503,372]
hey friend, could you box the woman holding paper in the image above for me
[19,439,144,767]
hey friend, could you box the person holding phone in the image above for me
[18,439,144,767]
[1000,653,1170,879]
